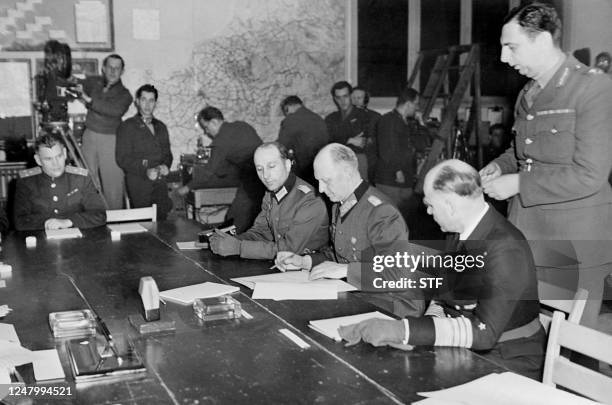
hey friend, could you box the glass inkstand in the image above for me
[193,295,242,322]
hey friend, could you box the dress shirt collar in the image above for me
[273,173,296,203]
[459,203,489,241]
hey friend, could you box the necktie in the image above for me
[522,81,542,110]
[446,233,460,252]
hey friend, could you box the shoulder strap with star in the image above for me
[367,195,382,207]
[18,167,41,178]
[65,166,89,176]
[297,184,312,194]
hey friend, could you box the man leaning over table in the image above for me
[338,160,545,380]
[209,142,328,259]
[14,131,106,231]
[275,143,423,317]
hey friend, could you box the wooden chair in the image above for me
[543,311,612,403]
[106,204,157,223]
[538,280,588,332]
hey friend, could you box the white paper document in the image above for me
[231,271,357,293]
[160,282,239,305]
[107,223,148,234]
[45,228,83,240]
[0,323,19,343]
[0,340,34,374]
[252,282,337,301]
[417,372,598,405]
[309,311,394,341]
[32,349,65,381]
[176,241,203,250]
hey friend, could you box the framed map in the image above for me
[0,0,113,52]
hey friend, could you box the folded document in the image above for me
[46,227,83,239]
[160,282,239,305]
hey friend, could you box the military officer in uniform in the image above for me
[275,143,423,317]
[209,142,328,259]
[480,2,612,331]
[14,132,106,231]
[338,160,545,380]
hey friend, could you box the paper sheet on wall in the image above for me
[133,9,160,40]
[75,1,109,43]
[0,61,31,117]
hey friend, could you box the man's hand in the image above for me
[44,218,73,230]
[338,319,412,350]
[395,170,406,184]
[158,165,170,177]
[482,173,520,200]
[275,251,309,271]
[209,229,241,256]
[347,132,366,149]
[309,261,348,280]
[146,167,159,181]
[177,185,190,196]
[479,162,502,184]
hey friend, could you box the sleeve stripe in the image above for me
[433,317,473,348]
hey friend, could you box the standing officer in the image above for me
[14,132,106,231]
[116,84,173,220]
[209,142,328,259]
[480,2,612,331]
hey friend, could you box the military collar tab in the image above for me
[273,173,296,202]
[353,180,369,202]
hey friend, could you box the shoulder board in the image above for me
[297,184,311,194]
[367,195,382,207]
[18,167,41,178]
[65,166,89,176]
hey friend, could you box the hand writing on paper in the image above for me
[309,261,348,281]
[338,319,413,350]
[274,251,308,272]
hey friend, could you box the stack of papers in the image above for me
[176,241,204,250]
[46,228,83,239]
[231,271,357,301]
[415,372,597,405]
[107,223,148,234]
[309,311,394,341]
[160,282,239,305]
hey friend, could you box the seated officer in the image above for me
[209,142,328,259]
[14,131,106,231]
[338,160,545,380]
[275,143,422,317]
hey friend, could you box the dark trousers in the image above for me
[126,175,172,220]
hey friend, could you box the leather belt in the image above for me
[498,318,541,342]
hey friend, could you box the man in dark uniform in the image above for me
[339,160,545,380]
[325,81,370,180]
[14,132,106,231]
[275,143,422,317]
[277,96,328,185]
[481,2,612,331]
[116,84,173,220]
[177,106,264,233]
[351,87,381,184]
[209,142,328,259]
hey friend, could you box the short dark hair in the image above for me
[103,54,125,70]
[396,87,419,107]
[351,86,370,106]
[330,81,352,98]
[136,84,158,100]
[35,130,65,152]
[280,95,303,112]
[197,106,224,122]
[504,2,562,45]
[489,123,506,135]
[431,164,482,198]
[256,141,291,161]
[596,52,611,63]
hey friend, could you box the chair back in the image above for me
[106,204,157,223]
[542,311,612,403]
[538,280,588,332]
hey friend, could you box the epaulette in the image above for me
[297,184,311,194]
[367,195,382,207]
[18,167,41,178]
[65,166,89,176]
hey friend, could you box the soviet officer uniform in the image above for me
[309,181,423,317]
[493,55,612,327]
[14,166,106,231]
[237,174,329,259]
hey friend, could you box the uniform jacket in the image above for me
[237,175,329,259]
[278,106,328,184]
[82,77,132,134]
[325,107,370,154]
[494,55,612,267]
[311,182,409,288]
[14,166,106,231]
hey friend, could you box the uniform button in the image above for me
[338,247,342,251]
[338,231,343,235]
[525,138,533,145]
[550,128,558,134]
[277,234,282,239]
[526,114,534,120]
[526,158,533,164]
[53,196,58,202]
[455,305,460,310]
[51,183,56,188]
[53,209,58,214]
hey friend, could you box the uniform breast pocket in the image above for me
[534,114,576,162]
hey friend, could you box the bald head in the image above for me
[424,159,483,198]
[314,143,361,202]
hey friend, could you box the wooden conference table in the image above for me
[1,218,502,404]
